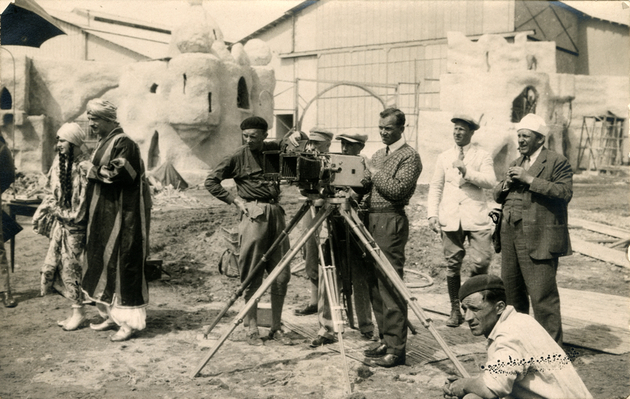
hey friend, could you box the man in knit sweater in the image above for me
[362,108,422,367]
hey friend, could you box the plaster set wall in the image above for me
[0,3,276,184]
[417,31,629,183]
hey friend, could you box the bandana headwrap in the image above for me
[57,123,87,147]
[86,99,118,123]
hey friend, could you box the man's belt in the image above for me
[369,205,405,214]
[243,198,278,204]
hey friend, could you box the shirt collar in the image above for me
[527,145,543,164]
[387,136,405,153]
[455,142,471,154]
[487,305,515,343]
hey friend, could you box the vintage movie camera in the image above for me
[262,150,367,190]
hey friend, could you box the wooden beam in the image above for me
[611,238,630,249]
[569,217,630,239]
[572,237,629,268]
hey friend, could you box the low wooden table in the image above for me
[7,200,40,272]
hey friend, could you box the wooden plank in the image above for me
[282,287,630,358]
[571,237,629,268]
[409,289,630,355]
[559,288,629,330]
[562,318,630,355]
[569,217,630,239]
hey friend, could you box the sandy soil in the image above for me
[1,174,628,399]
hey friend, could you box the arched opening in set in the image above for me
[237,77,249,109]
[1,88,13,125]
[511,85,538,123]
[147,130,161,170]
[1,87,12,110]
[297,82,387,132]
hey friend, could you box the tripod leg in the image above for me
[192,202,334,378]
[202,201,312,338]
[339,206,470,378]
[317,217,352,394]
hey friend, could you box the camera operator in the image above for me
[204,116,304,346]
[334,131,375,340]
[291,127,341,346]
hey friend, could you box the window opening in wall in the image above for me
[511,86,538,123]
[1,88,12,110]
[150,83,158,93]
[183,73,187,94]
[148,131,160,170]
[237,77,249,109]
[208,92,212,112]
[275,114,294,140]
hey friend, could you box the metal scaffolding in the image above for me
[577,112,626,172]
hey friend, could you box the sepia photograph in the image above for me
[0,0,628,398]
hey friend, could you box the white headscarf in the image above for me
[57,123,87,147]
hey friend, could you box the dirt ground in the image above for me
[1,173,629,399]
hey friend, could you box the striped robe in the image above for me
[82,127,151,308]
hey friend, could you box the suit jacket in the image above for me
[493,147,573,260]
[428,144,497,231]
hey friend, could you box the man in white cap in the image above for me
[493,113,573,345]
[428,114,496,328]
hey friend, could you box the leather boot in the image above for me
[446,275,463,327]
[3,291,17,308]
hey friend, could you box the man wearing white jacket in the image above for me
[428,114,497,327]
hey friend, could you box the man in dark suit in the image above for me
[493,113,573,345]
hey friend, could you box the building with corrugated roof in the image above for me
[232,0,629,176]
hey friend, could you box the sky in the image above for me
[1,0,628,42]
[1,0,303,41]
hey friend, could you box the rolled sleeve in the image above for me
[482,340,528,398]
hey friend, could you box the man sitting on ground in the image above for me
[442,274,592,399]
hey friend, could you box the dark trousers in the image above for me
[366,212,409,356]
[500,218,563,344]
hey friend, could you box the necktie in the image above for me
[386,146,390,156]
[458,146,465,161]
[522,155,530,170]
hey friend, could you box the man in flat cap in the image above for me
[81,98,152,341]
[304,126,334,153]
[337,130,368,157]
[493,113,573,345]
[335,130,375,339]
[442,275,592,399]
[363,108,422,367]
[294,126,334,321]
[295,126,335,317]
[205,116,304,346]
[293,127,340,346]
[428,114,496,328]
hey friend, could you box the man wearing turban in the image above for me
[80,99,152,342]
